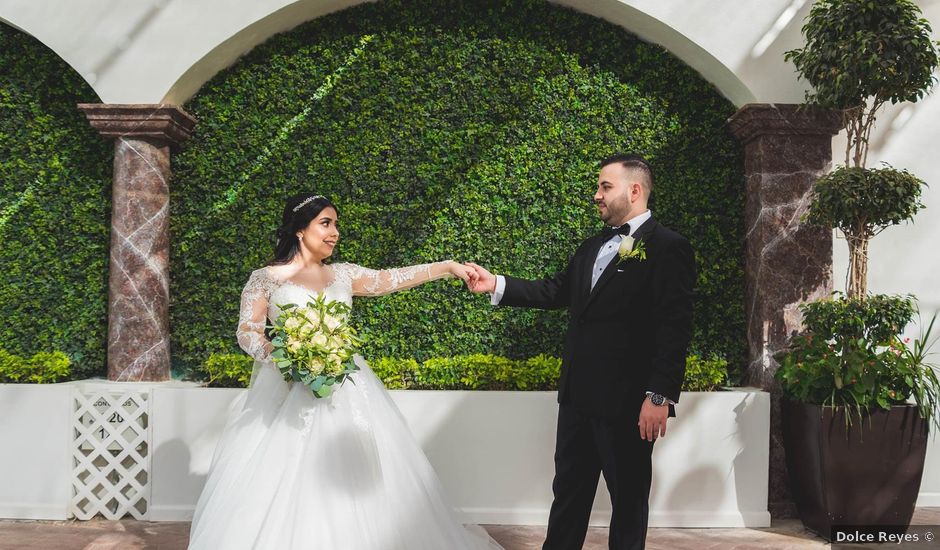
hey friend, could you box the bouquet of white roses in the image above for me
[268,294,362,398]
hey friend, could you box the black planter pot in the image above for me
[781,398,929,539]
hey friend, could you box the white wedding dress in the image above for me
[188,262,502,550]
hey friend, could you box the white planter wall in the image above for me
[389,388,772,527]
[0,384,72,519]
[1,382,773,527]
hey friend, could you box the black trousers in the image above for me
[542,404,655,550]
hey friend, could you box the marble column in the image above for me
[78,104,196,382]
[727,103,842,517]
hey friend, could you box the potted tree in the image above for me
[776,0,940,538]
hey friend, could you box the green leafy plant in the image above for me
[682,355,728,392]
[380,354,559,390]
[203,353,254,387]
[807,165,925,297]
[780,0,939,430]
[202,350,727,392]
[369,357,419,390]
[893,314,940,429]
[342,353,722,392]
[0,349,28,382]
[775,295,940,430]
[0,349,72,383]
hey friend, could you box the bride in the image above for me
[188,193,503,549]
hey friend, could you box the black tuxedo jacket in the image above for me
[500,217,695,420]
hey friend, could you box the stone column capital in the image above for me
[77,103,196,146]
[727,103,843,144]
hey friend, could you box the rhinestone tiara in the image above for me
[292,195,326,212]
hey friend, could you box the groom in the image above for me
[466,154,695,549]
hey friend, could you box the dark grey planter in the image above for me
[781,398,929,539]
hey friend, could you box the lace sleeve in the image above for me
[334,261,455,297]
[236,269,277,362]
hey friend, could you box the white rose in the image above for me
[323,314,342,332]
[300,308,319,328]
[312,333,329,348]
[284,317,302,332]
[618,236,635,257]
[308,359,325,376]
[328,334,346,350]
[287,338,302,353]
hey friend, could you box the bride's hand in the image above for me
[448,261,477,286]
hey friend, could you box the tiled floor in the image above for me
[0,508,937,550]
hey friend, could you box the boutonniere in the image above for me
[617,235,647,264]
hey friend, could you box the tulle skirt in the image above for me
[188,356,502,550]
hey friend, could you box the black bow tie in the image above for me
[600,223,631,240]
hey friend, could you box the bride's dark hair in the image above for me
[268,193,338,266]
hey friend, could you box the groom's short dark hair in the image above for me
[600,153,653,194]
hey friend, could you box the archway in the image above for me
[167,0,747,383]
[163,0,755,106]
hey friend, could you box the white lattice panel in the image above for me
[70,388,151,520]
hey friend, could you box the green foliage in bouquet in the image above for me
[0,25,112,380]
[171,0,746,385]
[203,353,254,387]
[775,294,940,430]
[0,349,72,383]
[269,295,363,398]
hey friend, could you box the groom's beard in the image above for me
[596,197,631,226]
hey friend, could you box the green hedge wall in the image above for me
[0,24,112,379]
[171,0,746,381]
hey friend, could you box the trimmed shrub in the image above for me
[203,353,255,387]
[0,349,72,383]
[682,355,729,392]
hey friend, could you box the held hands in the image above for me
[463,262,496,293]
[443,261,497,293]
[448,261,479,287]
[638,398,669,441]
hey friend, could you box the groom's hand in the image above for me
[464,262,496,294]
[638,399,669,441]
